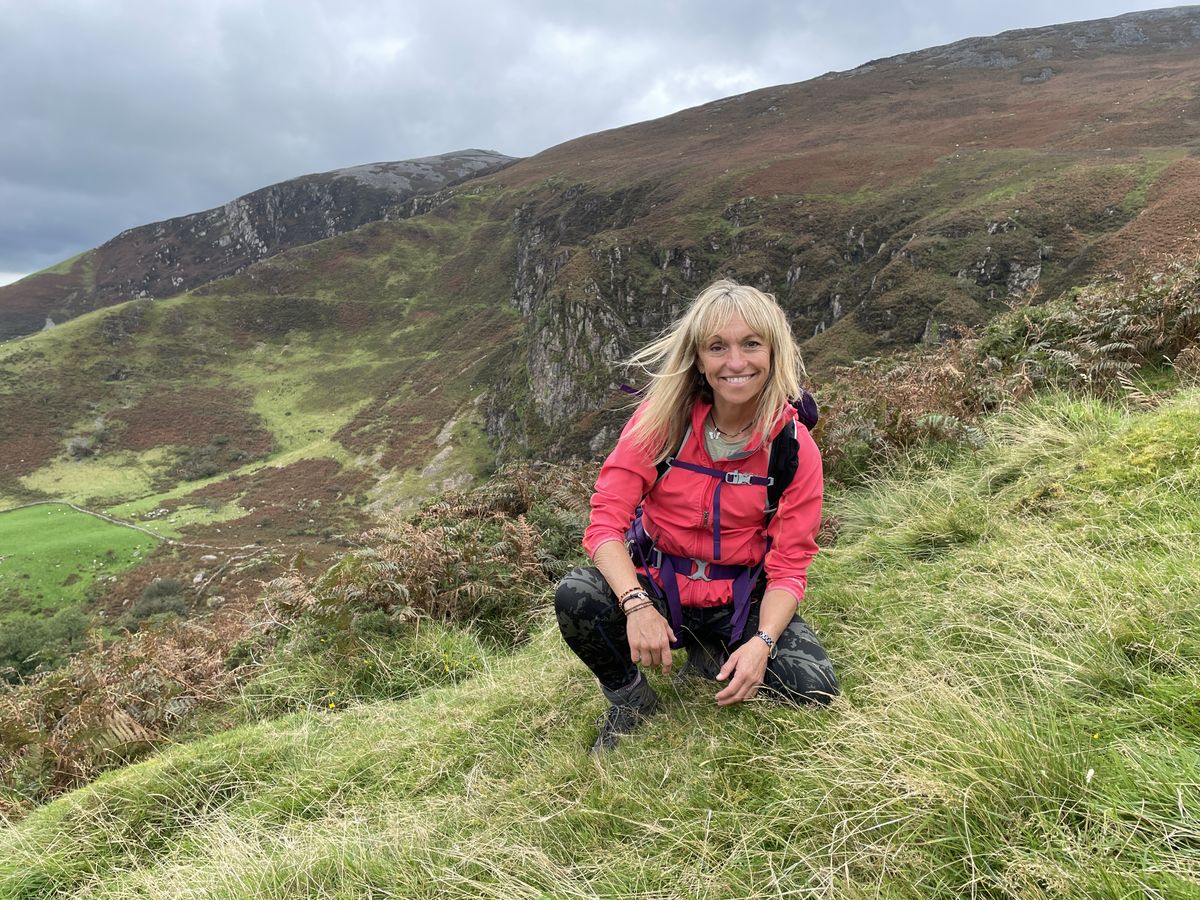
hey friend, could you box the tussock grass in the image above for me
[233,620,493,722]
[2,391,1199,897]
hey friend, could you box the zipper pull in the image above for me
[702,510,709,528]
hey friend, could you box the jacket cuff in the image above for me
[765,577,805,604]
[583,533,625,561]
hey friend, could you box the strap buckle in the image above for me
[724,471,754,485]
[687,559,712,581]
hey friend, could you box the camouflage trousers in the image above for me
[554,566,838,704]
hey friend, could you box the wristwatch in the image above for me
[754,629,778,659]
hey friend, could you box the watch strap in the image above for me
[753,629,778,659]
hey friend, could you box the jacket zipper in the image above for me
[699,476,717,557]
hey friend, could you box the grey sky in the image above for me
[0,0,1172,284]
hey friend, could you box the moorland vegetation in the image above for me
[5,13,1200,681]
[0,254,1197,897]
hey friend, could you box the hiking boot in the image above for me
[677,637,724,682]
[591,673,660,753]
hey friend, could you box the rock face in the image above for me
[470,7,1200,456]
[7,8,1200,468]
[0,150,515,340]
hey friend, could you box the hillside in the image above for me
[475,5,1200,442]
[0,195,523,623]
[0,149,515,341]
[6,7,1200,433]
[1,383,1197,898]
[3,8,1200,693]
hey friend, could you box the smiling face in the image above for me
[696,312,772,423]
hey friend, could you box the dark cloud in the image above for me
[0,0,1164,276]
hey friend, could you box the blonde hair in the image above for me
[627,279,805,462]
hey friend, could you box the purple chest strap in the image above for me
[654,546,769,648]
[665,458,772,561]
[625,454,774,648]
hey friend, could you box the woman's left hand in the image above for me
[714,638,771,706]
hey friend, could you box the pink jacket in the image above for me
[584,397,823,607]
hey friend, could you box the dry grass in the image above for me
[2,389,1199,897]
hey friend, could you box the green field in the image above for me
[0,504,160,616]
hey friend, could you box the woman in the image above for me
[555,279,838,753]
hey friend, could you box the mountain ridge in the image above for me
[844,4,1200,75]
[0,149,515,340]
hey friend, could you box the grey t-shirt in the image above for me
[704,428,750,461]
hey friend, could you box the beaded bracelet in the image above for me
[619,589,650,613]
[619,586,647,604]
[623,601,655,616]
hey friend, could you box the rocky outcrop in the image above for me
[847,6,1200,75]
[0,150,515,340]
[504,185,660,440]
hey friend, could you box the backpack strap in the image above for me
[766,419,799,517]
[628,502,756,648]
[653,426,690,485]
[764,391,818,516]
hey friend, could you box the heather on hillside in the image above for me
[3,254,1198,818]
[1,387,1197,898]
[815,255,1200,484]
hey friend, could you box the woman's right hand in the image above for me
[627,607,677,675]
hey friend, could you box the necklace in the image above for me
[706,413,753,442]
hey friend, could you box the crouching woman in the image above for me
[555,279,838,753]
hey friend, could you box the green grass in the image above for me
[2,388,1198,896]
[38,250,94,284]
[0,504,159,616]
[1118,147,1189,216]
[964,149,1089,207]
[224,336,390,461]
[0,313,87,374]
[105,496,248,541]
[17,449,176,507]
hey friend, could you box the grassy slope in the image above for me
[2,389,1198,898]
[0,193,521,616]
[0,196,514,509]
